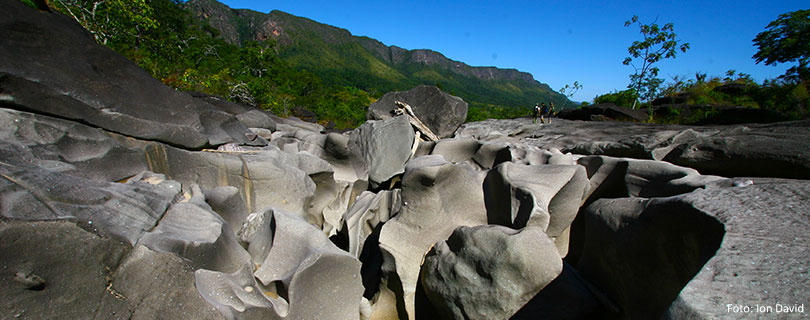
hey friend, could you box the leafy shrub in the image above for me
[593,89,638,108]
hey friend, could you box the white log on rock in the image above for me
[394,100,440,141]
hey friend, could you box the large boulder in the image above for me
[0,0,264,149]
[367,85,468,138]
[376,155,488,319]
[348,115,415,187]
[420,225,563,320]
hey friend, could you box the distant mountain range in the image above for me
[184,0,571,110]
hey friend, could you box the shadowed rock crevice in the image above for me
[573,197,726,320]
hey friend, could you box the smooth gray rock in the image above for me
[456,118,810,179]
[420,225,563,320]
[205,186,250,234]
[138,185,252,274]
[308,172,367,236]
[272,131,365,183]
[661,123,810,179]
[198,209,365,320]
[270,127,328,154]
[97,244,225,320]
[195,266,287,319]
[348,115,415,187]
[236,210,275,267]
[341,190,401,257]
[483,162,589,256]
[0,108,150,182]
[377,155,488,319]
[577,155,725,205]
[367,85,468,138]
[663,178,810,319]
[143,144,324,218]
[429,138,483,165]
[0,1,264,148]
[271,115,325,133]
[421,138,540,170]
[0,161,178,245]
[191,92,277,131]
[236,110,277,131]
[426,138,578,169]
[0,221,131,319]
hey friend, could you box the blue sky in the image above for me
[219,0,807,102]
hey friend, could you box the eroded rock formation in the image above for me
[2,2,809,319]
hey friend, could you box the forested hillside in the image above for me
[38,0,571,128]
[183,0,571,121]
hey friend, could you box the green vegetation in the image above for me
[53,0,159,45]
[41,0,808,127]
[593,89,638,108]
[466,103,532,122]
[266,10,568,113]
[45,0,569,127]
[591,11,808,124]
[753,9,810,82]
[623,15,690,109]
[49,0,375,129]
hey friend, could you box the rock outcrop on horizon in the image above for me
[367,85,469,139]
[2,2,809,320]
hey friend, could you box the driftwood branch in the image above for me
[393,101,439,141]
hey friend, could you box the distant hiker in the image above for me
[540,103,550,123]
[547,102,555,123]
[532,103,540,124]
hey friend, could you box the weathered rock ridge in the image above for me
[2,2,809,320]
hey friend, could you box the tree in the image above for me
[753,9,810,82]
[558,81,582,109]
[623,15,690,108]
[52,0,158,45]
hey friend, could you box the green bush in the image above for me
[593,89,638,107]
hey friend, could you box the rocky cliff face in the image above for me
[2,1,809,320]
[183,0,565,108]
[356,38,538,82]
[184,0,538,84]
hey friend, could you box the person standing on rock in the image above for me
[532,103,541,124]
[540,103,550,124]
